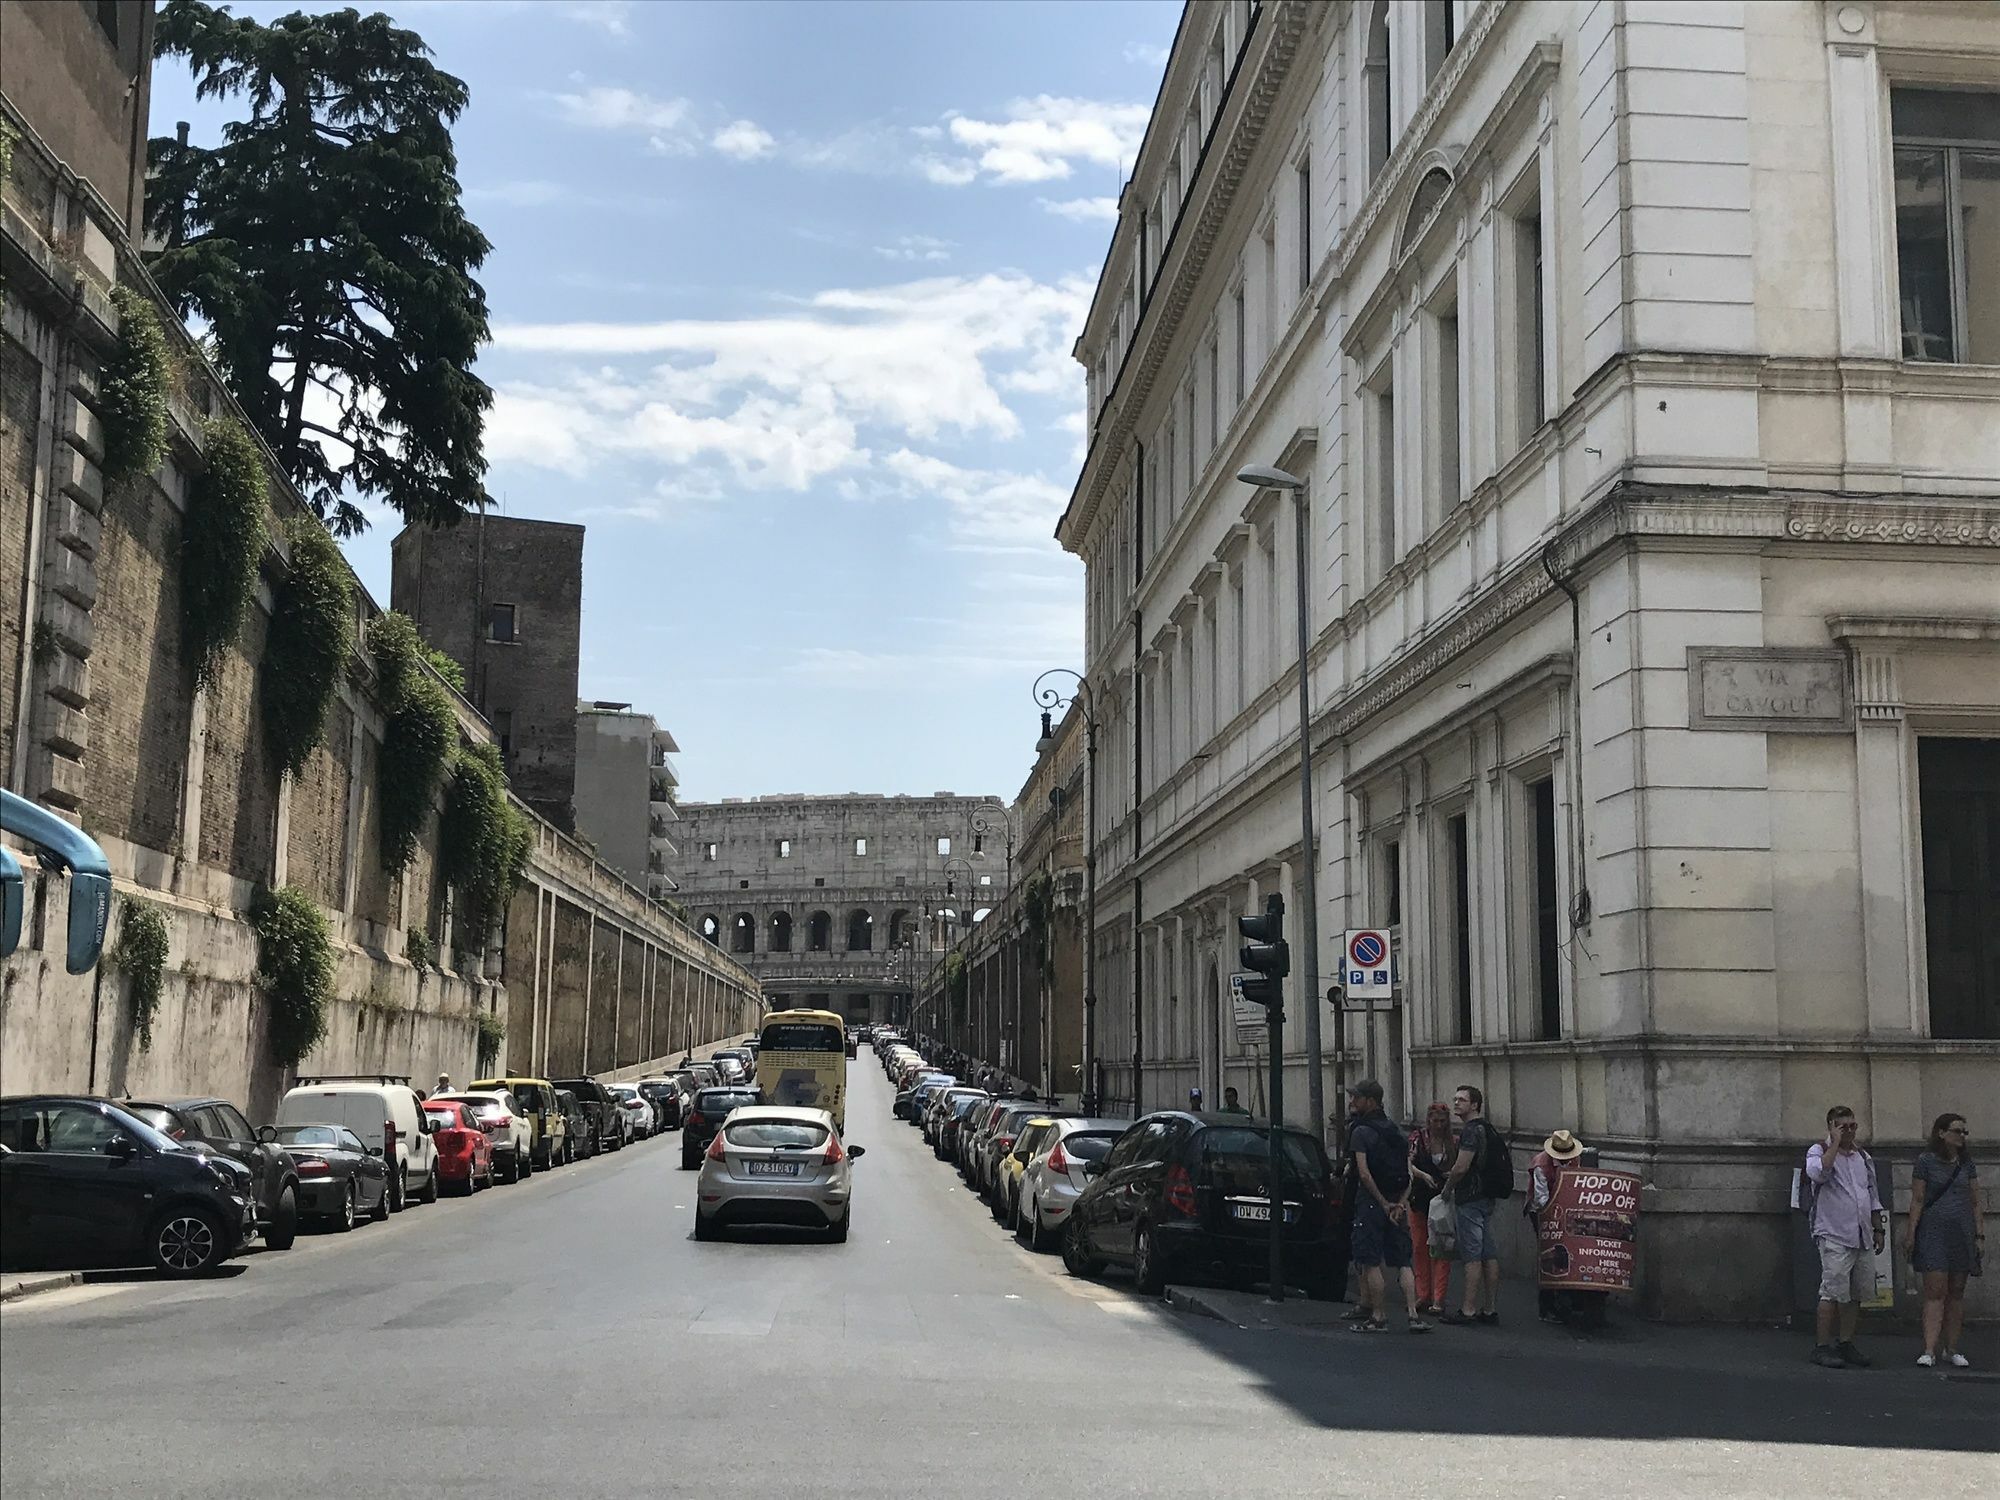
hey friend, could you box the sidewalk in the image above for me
[0,1271,83,1304]
[1164,1275,2000,1382]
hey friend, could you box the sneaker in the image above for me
[1406,1317,1431,1334]
[1439,1310,1479,1327]
[1945,1352,1970,1368]
[1916,1352,1936,1368]
[1811,1344,1846,1369]
[1477,1312,1500,1326]
[1838,1341,1872,1369]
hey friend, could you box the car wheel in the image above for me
[1134,1225,1166,1297]
[333,1180,357,1232]
[148,1206,226,1277]
[680,1151,697,1171]
[519,1146,533,1179]
[421,1165,439,1203]
[829,1210,850,1244]
[370,1175,391,1221]
[693,1213,717,1242]
[1029,1201,1056,1254]
[1061,1217,1100,1278]
[265,1185,299,1251]
[503,1149,521,1185]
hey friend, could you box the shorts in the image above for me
[1351,1198,1412,1269]
[1455,1196,1497,1263]
[1815,1239,1874,1304]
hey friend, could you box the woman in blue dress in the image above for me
[1903,1112,1982,1369]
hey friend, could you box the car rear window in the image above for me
[280,1125,344,1147]
[423,1108,460,1131]
[124,1104,184,1136]
[723,1120,829,1150]
[1198,1127,1327,1190]
[1061,1132,1117,1162]
[697,1091,759,1114]
[510,1084,547,1109]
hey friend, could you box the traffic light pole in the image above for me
[1266,986,1285,1304]
[1238,891,1289,1304]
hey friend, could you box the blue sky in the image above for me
[149,0,1180,802]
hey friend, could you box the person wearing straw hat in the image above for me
[1529,1129,1590,1325]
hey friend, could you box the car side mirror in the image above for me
[848,1145,866,1159]
[106,1134,138,1161]
[1082,1158,1106,1178]
[256,1125,278,1145]
[368,1146,385,1158]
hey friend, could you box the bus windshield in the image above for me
[759,1020,843,1052]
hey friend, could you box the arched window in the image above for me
[888,908,911,947]
[769,911,793,952]
[1396,165,1454,260]
[846,909,874,952]
[972,907,993,924]
[807,910,832,952]
[699,915,719,946]
[730,912,755,954]
[1365,1,1392,184]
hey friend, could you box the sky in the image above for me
[148,0,1182,803]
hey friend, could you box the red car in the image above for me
[424,1100,495,1194]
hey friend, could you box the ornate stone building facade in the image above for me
[674,793,1012,1024]
[1061,0,1998,1319]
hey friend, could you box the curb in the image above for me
[1164,1286,1236,1325]
[0,1271,83,1304]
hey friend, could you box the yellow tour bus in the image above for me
[757,1008,847,1131]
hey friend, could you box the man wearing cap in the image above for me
[1346,1080,1429,1334]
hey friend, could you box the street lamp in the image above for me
[968,800,1016,1079]
[1235,462,1326,1142]
[1034,668,1099,1114]
[942,854,978,1057]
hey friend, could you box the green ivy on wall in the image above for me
[440,740,532,953]
[474,1009,506,1071]
[113,898,171,1053]
[369,611,456,871]
[423,646,465,694]
[945,949,968,1006]
[253,886,334,1067]
[261,514,355,776]
[180,417,268,689]
[99,286,172,487]
[405,925,436,970]
[1022,869,1054,982]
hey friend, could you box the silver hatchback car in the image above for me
[693,1105,864,1243]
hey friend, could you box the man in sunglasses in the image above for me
[1804,1104,1886,1369]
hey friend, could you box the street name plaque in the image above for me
[1686,648,1852,733]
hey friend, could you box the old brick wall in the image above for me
[586,914,619,1073]
[546,896,591,1078]
[616,928,645,1067]
[197,611,281,884]
[1,335,37,783]
[285,699,352,913]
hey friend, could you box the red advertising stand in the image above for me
[1537,1169,1642,1291]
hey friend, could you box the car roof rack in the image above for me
[293,1073,413,1085]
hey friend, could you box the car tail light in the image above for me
[1045,1141,1070,1176]
[823,1135,846,1166]
[1164,1163,1197,1219]
[994,1134,1015,1154]
[688,1113,705,1129]
[705,1131,727,1162]
[293,1157,331,1175]
[384,1120,397,1158]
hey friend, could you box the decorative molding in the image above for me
[1827,613,2000,645]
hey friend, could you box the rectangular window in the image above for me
[1511,197,1547,443]
[703,843,718,862]
[1383,840,1403,928]
[1919,737,2000,1038]
[1433,298,1461,515]
[1530,779,1561,1039]
[937,836,951,856]
[1233,284,1247,404]
[1372,383,1397,574]
[1893,89,2000,365]
[488,603,517,643]
[854,837,867,856]
[1296,159,1312,292]
[1450,814,1472,1043]
[778,839,792,858]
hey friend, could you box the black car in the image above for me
[634,1079,681,1130]
[266,1124,391,1229]
[679,1086,761,1169]
[554,1089,592,1162]
[0,1095,257,1277]
[1061,1112,1339,1299]
[552,1078,625,1154]
[123,1095,301,1251]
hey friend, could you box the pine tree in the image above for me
[146,0,493,536]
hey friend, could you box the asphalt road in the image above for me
[2,1064,1994,1499]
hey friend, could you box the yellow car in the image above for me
[470,1076,567,1168]
[992,1117,1065,1226]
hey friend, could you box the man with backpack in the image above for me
[1440,1082,1511,1326]
[1345,1080,1429,1333]
[1803,1104,1886,1369]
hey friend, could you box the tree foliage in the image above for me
[145,0,493,537]
[439,740,531,952]
[368,611,456,870]
[262,514,355,776]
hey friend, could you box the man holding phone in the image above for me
[1804,1104,1886,1369]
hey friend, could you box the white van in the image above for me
[277,1077,439,1209]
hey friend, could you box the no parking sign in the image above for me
[1344,929,1393,1001]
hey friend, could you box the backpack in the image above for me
[1476,1121,1515,1200]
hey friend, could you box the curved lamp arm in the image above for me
[1,790,112,973]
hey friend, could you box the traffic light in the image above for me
[1237,893,1288,1011]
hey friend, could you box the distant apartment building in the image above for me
[390,515,583,829]
[573,700,683,899]
[1062,0,1999,1320]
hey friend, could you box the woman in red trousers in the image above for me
[1408,1102,1456,1315]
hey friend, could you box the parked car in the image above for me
[925,1087,985,1146]
[692,1105,864,1242]
[990,1115,1063,1224]
[633,1078,682,1129]
[432,1092,532,1182]
[1014,1118,1129,1251]
[123,1095,301,1251]
[709,1056,748,1087]
[553,1078,627,1154]
[469,1075,566,1169]
[271,1123,392,1227]
[609,1084,654,1141]
[935,1091,990,1162]
[277,1076,438,1210]
[1061,1113,1340,1298]
[555,1089,591,1162]
[900,1075,955,1123]
[680,1086,762,1169]
[422,1100,496,1195]
[0,1096,256,1276]
[713,1046,755,1081]
[963,1096,1041,1193]
[974,1101,1075,1204]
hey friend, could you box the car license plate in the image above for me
[746,1160,801,1177]
[1230,1201,1297,1223]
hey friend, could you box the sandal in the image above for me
[1350,1318,1389,1333]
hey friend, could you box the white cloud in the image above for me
[711,119,776,161]
[875,234,953,264]
[557,1,633,34]
[917,155,979,187]
[883,448,1069,555]
[546,84,692,134]
[1039,195,1121,223]
[1124,41,1171,68]
[944,96,1151,185]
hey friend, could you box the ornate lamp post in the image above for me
[1034,668,1099,1114]
[968,800,1016,1078]
[942,854,977,1057]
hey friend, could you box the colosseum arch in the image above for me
[888,908,912,946]
[699,914,720,945]
[846,909,874,952]
[807,910,832,951]
[769,911,793,952]
[730,912,755,954]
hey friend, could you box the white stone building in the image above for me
[571,701,682,900]
[1059,0,1999,1319]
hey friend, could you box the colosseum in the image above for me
[672,793,1014,1025]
